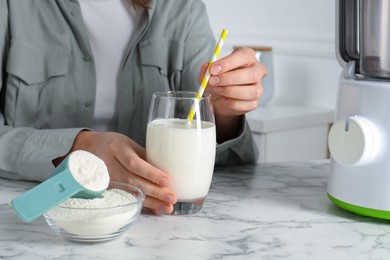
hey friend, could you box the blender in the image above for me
[327,0,390,219]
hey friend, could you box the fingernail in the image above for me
[160,204,173,214]
[209,76,220,85]
[164,194,176,204]
[159,177,169,186]
[211,64,222,74]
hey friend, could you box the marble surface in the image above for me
[1,160,390,259]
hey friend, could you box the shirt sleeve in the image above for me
[180,1,259,165]
[0,127,87,182]
[0,3,86,182]
[215,115,259,166]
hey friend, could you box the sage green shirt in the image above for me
[0,0,258,182]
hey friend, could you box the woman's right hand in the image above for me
[54,130,177,214]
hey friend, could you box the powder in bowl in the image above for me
[43,182,144,242]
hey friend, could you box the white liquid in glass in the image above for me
[146,118,216,201]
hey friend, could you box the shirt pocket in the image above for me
[5,40,70,127]
[139,38,184,91]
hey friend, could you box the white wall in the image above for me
[203,0,342,109]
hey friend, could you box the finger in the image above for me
[210,47,257,75]
[107,156,177,205]
[143,196,174,214]
[209,65,262,87]
[127,138,147,160]
[131,173,177,205]
[105,156,136,184]
[212,83,263,101]
[214,98,259,116]
[114,148,171,187]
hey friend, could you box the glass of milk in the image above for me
[146,91,216,215]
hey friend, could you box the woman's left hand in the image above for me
[199,47,267,142]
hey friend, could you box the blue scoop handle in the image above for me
[12,151,107,222]
[12,170,83,222]
[12,167,84,223]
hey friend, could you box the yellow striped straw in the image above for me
[187,28,228,123]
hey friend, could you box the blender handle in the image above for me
[336,0,360,70]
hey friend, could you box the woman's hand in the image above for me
[200,47,267,143]
[54,131,177,214]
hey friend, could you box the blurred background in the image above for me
[203,0,340,163]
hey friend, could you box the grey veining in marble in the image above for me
[1,161,390,260]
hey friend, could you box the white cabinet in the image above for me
[247,103,334,163]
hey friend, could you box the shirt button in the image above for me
[84,101,92,108]
[71,10,79,17]
[83,55,92,62]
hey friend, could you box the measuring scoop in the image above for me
[12,150,110,222]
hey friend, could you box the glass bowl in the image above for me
[43,182,144,243]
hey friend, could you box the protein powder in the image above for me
[45,188,139,237]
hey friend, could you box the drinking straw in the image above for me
[187,29,228,123]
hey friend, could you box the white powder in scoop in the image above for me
[68,150,110,191]
[46,189,139,237]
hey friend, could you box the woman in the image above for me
[0,0,266,213]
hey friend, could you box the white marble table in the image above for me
[1,160,390,259]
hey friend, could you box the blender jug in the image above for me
[337,0,390,79]
[360,0,390,78]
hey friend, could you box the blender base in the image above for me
[328,193,390,220]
